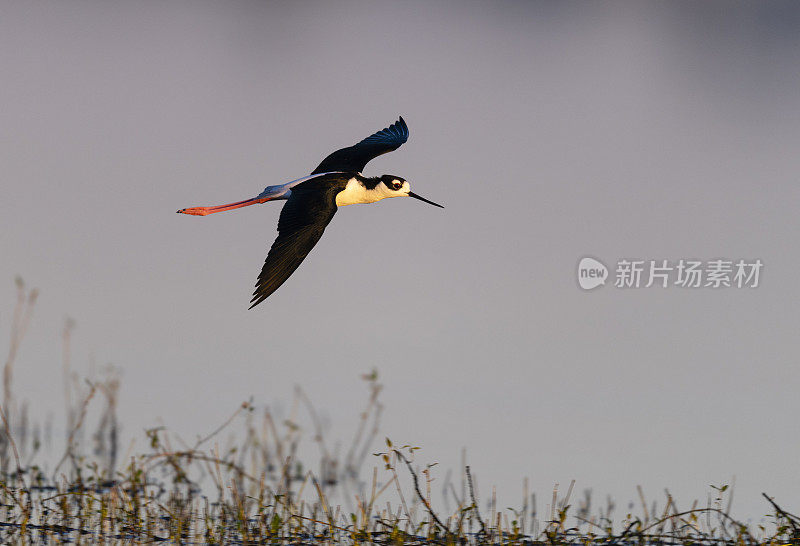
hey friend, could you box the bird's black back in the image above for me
[311,117,409,175]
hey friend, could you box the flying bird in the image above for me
[177,117,443,308]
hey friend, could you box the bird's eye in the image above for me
[392,182,402,190]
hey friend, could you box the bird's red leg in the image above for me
[177,196,275,216]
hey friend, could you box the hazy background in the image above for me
[2,0,798,521]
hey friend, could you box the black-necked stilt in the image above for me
[177,117,443,308]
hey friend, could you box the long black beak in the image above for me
[408,191,444,208]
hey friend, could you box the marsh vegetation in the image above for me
[1,279,797,544]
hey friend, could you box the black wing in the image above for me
[311,117,409,174]
[249,179,343,308]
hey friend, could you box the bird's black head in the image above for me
[379,174,407,192]
[376,174,444,208]
[358,174,443,208]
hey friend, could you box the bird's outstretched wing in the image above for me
[311,117,409,174]
[249,179,342,308]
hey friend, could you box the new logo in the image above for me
[577,257,608,290]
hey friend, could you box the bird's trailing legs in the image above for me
[177,196,276,216]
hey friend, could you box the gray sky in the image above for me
[2,1,799,521]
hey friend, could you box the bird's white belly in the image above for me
[335,178,381,206]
